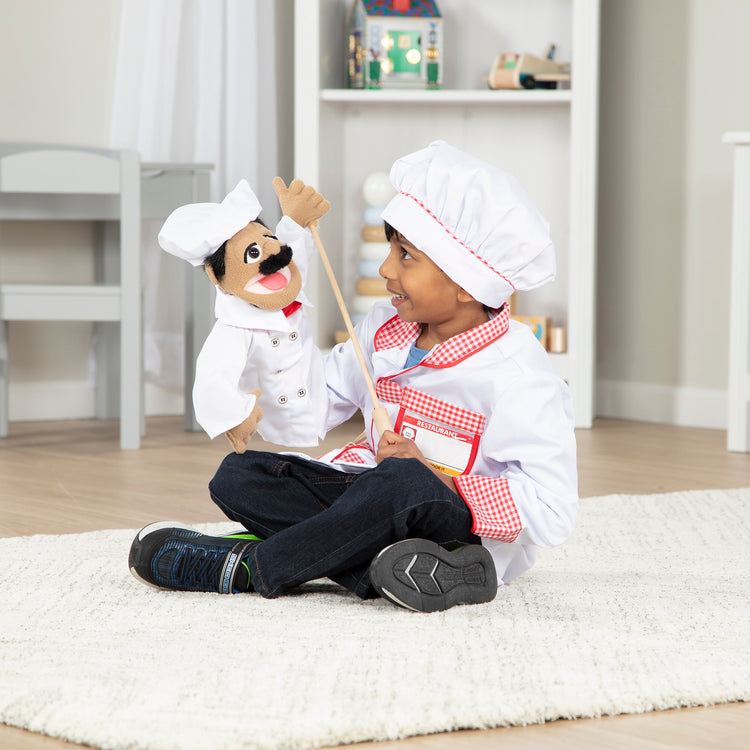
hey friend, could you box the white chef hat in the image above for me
[158,179,262,267]
[381,141,555,308]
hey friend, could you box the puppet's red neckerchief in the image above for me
[282,300,302,317]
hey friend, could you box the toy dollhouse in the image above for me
[347,0,443,89]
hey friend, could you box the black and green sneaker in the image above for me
[369,538,497,612]
[129,522,260,594]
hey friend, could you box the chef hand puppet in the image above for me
[158,177,331,453]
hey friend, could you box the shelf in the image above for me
[321,88,573,105]
[296,0,599,428]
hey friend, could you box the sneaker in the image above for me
[129,522,259,594]
[369,538,497,612]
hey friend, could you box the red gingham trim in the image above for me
[373,305,509,367]
[376,379,403,404]
[454,475,521,542]
[400,386,485,435]
[374,316,421,351]
[425,304,509,367]
[329,442,372,465]
[400,190,516,290]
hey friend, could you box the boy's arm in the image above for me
[454,371,578,548]
[322,306,384,428]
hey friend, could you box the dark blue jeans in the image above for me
[208,452,480,599]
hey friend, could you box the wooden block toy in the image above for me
[356,277,389,296]
[549,326,567,353]
[511,315,551,349]
[361,224,387,242]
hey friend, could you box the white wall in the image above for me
[0,0,121,419]
[0,0,296,423]
[596,0,750,428]
[1,0,748,429]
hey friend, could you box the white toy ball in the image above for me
[362,172,395,207]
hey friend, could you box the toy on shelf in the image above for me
[486,44,570,90]
[509,294,566,353]
[335,171,395,344]
[548,326,567,353]
[347,0,443,90]
[512,314,551,350]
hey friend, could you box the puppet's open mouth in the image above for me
[244,267,291,295]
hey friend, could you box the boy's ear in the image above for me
[456,286,477,304]
[204,265,220,286]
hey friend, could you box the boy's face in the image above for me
[379,231,472,328]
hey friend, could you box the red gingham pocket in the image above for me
[400,387,486,436]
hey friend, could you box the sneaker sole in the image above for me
[369,539,497,613]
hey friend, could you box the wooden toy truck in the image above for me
[486,44,570,90]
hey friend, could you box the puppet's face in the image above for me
[214,221,302,311]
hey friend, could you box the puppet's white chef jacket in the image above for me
[193,217,327,447]
[314,301,578,586]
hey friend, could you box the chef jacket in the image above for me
[193,216,327,447]
[313,301,579,586]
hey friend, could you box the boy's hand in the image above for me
[376,430,425,463]
[376,430,458,493]
[272,177,330,228]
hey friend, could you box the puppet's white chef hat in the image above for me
[381,141,555,308]
[158,179,262,266]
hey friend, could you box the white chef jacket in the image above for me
[314,301,579,586]
[192,216,327,447]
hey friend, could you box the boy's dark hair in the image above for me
[204,217,269,281]
[385,220,493,312]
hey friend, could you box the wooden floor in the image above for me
[0,416,748,749]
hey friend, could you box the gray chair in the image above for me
[0,144,142,448]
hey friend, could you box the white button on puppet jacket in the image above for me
[192,217,327,448]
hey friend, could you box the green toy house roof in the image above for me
[362,0,441,18]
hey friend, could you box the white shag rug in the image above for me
[1,488,749,750]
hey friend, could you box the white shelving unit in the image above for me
[294,0,599,427]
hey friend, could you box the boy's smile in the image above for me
[379,230,489,348]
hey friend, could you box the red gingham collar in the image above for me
[373,303,510,367]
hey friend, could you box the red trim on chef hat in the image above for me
[381,141,556,308]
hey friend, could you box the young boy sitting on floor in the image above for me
[129,140,578,613]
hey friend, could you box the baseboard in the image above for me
[596,380,728,430]
[8,377,728,431]
[8,381,184,422]
[144,383,184,416]
[9,381,96,422]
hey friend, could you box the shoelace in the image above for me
[174,543,226,589]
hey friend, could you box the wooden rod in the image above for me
[309,221,393,436]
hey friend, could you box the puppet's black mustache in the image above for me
[259,244,293,275]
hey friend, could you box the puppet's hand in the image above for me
[273,177,331,228]
[225,390,264,454]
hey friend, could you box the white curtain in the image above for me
[109,0,278,391]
